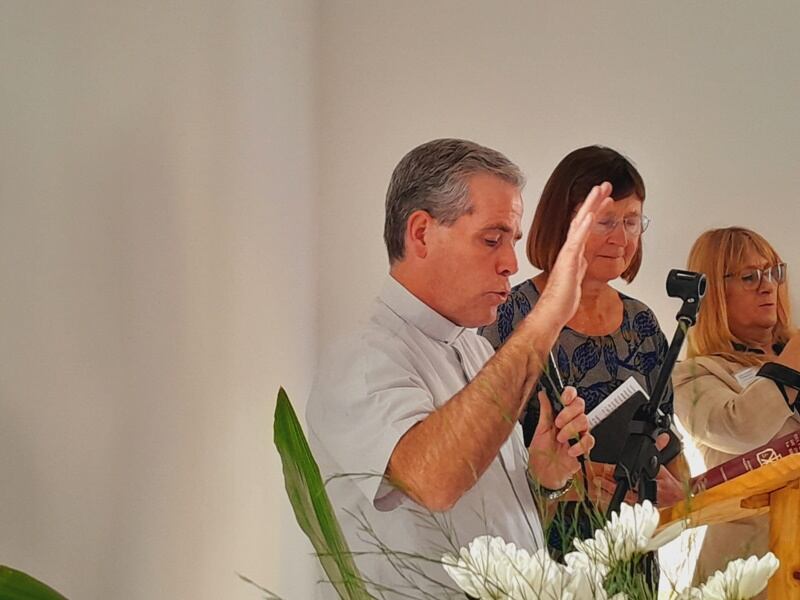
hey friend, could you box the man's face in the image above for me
[423,173,523,327]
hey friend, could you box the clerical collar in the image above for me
[378,276,466,345]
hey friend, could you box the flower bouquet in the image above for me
[442,502,777,600]
[270,388,779,600]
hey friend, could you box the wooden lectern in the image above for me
[659,453,800,598]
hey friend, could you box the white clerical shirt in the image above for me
[306,276,544,598]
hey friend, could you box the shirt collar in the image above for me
[379,276,467,345]
[732,341,785,355]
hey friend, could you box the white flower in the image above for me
[563,550,614,600]
[644,517,687,553]
[442,535,526,599]
[443,536,586,600]
[698,553,779,600]
[672,587,704,599]
[440,511,775,600]
[521,548,578,600]
[572,501,662,567]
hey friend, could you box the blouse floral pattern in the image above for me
[479,279,672,559]
[479,279,671,443]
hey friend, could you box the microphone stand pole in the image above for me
[606,271,705,518]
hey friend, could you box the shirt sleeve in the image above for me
[307,333,436,508]
[673,358,793,455]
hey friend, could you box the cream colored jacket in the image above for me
[673,355,800,596]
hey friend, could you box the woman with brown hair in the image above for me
[674,227,800,595]
[480,145,687,559]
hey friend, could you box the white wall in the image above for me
[317,1,800,348]
[2,2,799,599]
[0,2,316,599]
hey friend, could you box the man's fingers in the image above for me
[573,182,613,225]
[538,386,583,429]
[583,182,613,216]
[555,185,615,281]
[559,386,578,406]
[655,432,670,452]
[556,414,589,444]
[553,390,585,431]
[563,205,594,249]
[567,431,594,458]
[551,387,590,446]
[565,183,615,250]
[558,182,614,262]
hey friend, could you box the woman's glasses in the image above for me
[724,263,787,290]
[592,214,651,237]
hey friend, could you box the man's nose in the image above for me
[498,244,518,276]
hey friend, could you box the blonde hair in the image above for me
[686,227,794,366]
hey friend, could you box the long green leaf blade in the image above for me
[0,566,69,600]
[273,387,372,600]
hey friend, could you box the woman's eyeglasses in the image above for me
[724,263,787,290]
[592,214,651,237]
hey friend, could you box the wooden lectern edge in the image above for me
[657,453,800,533]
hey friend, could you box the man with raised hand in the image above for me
[306,138,612,597]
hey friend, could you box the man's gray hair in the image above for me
[383,138,526,263]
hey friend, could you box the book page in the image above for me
[587,376,647,430]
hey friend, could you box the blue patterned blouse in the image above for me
[478,279,672,445]
[479,279,671,559]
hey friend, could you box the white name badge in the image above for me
[734,366,759,389]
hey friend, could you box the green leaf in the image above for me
[0,566,69,600]
[273,387,372,600]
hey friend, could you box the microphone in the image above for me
[539,349,590,505]
[539,350,566,413]
[538,351,576,445]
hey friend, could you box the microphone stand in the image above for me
[604,269,705,592]
[606,270,705,518]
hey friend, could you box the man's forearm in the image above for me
[387,305,564,511]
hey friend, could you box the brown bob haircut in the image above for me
[527,145,646,282]
[686,227,794,364]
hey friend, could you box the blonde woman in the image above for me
[674,227,800,595]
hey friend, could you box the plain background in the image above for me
[1,2,798,598]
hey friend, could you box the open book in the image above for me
[587,377,646,429]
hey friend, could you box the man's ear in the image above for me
[405,210,434,259]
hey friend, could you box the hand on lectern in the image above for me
[655,433,685,507]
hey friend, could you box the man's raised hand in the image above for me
[538,182,614,326]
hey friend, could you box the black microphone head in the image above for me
[666,269,707,302]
